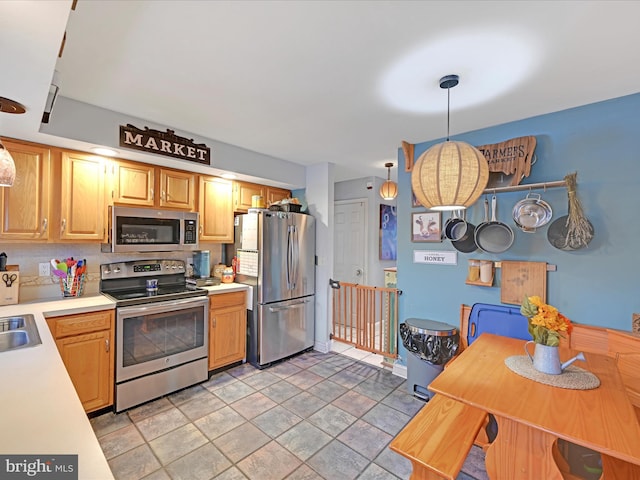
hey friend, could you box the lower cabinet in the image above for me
[46,309,114,413]
[209,291,247,370]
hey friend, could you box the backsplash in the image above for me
[1,243,223,303]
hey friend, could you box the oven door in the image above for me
[116,297,208,382]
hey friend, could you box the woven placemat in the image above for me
[505,355,600,390]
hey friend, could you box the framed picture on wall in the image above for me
[380,204,397,260]
[411,211,442,242]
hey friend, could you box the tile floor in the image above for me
[91,345,489,480]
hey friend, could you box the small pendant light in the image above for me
[380,162,398,200]
[0,96,27,187]
[411,75,489,210]
[0,139,16,187]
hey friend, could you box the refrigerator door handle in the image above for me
[268,298,311,312]
[286,225,293,290]
[291,225,299,290]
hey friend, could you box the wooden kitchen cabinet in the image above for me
[0,139,51,241]
[199,175,234,242]
[208,291,247,370]
[233,181,264,212]
[233,181,291,212]
[109,159,155,207]
[46,309,115,413]
[266,186,291,206]
[109,159,195,210]
[58,151,107,241]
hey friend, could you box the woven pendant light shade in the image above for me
[380,180,398,200]
[0,140,16,187]
[411,140,489,210]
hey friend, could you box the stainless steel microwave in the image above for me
[102,206,199,253]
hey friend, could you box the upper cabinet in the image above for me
[199,175,233,243]
[233,181,264,212]
[58,151,107,241]
[109,159,195,211]
[159,168,195,210]
[110,160,155,207]
[233,181,290,213]
[266,186,291,206]
[0,139,51,241]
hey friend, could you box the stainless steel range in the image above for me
[100,259,209,412]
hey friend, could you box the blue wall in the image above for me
[396,93,640,363]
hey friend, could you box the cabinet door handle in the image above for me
[162,190,166,201]
[60,218,66,233]
[105,339,110,353]
[41,218,48,235]
[150,188,154,200]
[212,317,216,328]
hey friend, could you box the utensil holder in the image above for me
[59,273,86,297]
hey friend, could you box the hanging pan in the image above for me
[451,210,478,253]
[474,195,514,253]
[512,192,553,233]
[546,172,594,251]
[444,210,467,241]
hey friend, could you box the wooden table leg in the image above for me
[485,416,564,479]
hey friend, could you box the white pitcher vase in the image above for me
[524,341,585,375]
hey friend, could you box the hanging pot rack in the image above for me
[482,179,566,195]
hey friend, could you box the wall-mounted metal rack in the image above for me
[482,180,566,194]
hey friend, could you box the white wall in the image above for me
[304,163,334,353]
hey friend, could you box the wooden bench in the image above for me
[389,394,487,480]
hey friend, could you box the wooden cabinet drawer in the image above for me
[209,291,246,309]
[47,310,114,338]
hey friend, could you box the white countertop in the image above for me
[0,283,249,479]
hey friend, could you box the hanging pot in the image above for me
[474,195,514,254]
[451,210,478,253]
[512,193,553,233]
[444,210,467,241]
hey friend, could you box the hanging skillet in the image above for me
[474,195,514,253]
[547,172,594,250]
[451,210,478,253]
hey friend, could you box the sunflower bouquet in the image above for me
[520,295,573,347]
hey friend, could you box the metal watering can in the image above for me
[525,341,585,375]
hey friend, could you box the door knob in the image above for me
[355,268,363,276]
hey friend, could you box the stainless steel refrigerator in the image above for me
[234,210,315,368]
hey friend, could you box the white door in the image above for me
[333,200,367,284]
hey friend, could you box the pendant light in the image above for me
[380,162,398,200]
[0,96,27,187]
[0,139,16,187]
[411,75,489,210]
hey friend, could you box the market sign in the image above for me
[413,250,457,265]
[119,124,211,165]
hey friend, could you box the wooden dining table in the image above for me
[429,333,640,479]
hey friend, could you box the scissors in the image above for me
[2,273,17,287]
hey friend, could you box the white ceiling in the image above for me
[2,0,640,185]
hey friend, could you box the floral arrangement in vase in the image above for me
[520,296,573,346]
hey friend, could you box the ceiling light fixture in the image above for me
[411,75,489,211]
[92,147,118,156]
[0,139,16,187]
[380,162,398,200]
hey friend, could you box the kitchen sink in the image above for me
[0,314,42,352]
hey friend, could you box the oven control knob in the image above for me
[103,267,111,275]
[113,267,121,273]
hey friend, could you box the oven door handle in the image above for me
[117,297,208,317]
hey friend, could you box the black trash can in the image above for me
[400,318,459,401]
